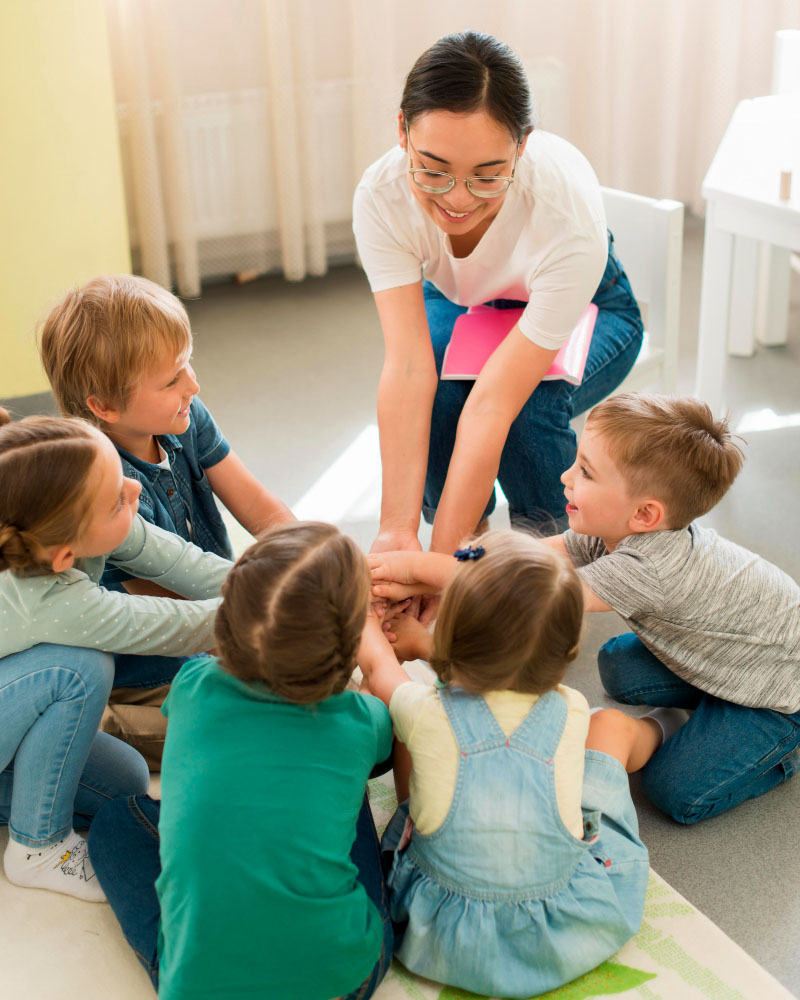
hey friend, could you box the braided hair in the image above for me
[214,522,370,704]
[0,407,99,574]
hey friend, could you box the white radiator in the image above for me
[116,58,567,279]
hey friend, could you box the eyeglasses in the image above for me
[406,125,520,198]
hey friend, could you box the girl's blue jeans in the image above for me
[0,644,150,847]
[599,633,800,824]
[88,792,394,997]
[423,233,644,534]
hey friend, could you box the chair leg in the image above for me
[756,244,790,347]
[727,235,759,357]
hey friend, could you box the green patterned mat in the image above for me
[368,777,794,1000]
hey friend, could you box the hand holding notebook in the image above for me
[441,302,597,386]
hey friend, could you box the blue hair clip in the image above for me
[454,544,485,562]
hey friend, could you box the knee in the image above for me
[38,645,115,698]
[640,758,704,825]
[586,707,640,755]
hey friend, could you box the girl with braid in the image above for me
[0,408,228,902]
[89,522,394,1000]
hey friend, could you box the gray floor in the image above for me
[9,216,800,994]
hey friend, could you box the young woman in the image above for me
[353,31,643,561]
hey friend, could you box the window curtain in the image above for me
[105,0,800,295]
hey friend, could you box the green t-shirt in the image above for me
[155,656,393,1000]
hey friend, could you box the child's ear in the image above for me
[86,395,122,425]
[49,545,76,574]
[629,499,666,534]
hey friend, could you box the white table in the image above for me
[695,93,800,413]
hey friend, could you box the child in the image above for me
[39,274,293,758]
[551,392,800,823]
[0,408,230,900]
[88,522,394,999]
[360,530,665,999]
[373,393,800,825]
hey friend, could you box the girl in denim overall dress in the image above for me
[360,530,664,998]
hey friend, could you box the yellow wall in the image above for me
[0,0,130,398]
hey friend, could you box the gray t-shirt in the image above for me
[564,524,800,713]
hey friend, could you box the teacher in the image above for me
[353,32,643,557]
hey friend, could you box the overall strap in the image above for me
[508,689,568,758]
[439,686,506,753]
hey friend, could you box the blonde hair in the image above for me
[39,274,192,424]
[0,408,100,574]
[431,530,583,695]
[215,522,370,704]
[586,393,745,529]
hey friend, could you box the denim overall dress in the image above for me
[386,686,649,998]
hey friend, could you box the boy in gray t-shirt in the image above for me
[546,392,800,824]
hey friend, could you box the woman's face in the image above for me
[400,108,525,242]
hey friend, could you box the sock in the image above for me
[642,707,690,745]
[4,831,106,903]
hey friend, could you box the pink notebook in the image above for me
[441,302,598,385]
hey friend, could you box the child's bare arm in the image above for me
[539,533,571,560]
[369,550,457,601]
[358,614,412,706]
[383,611,433,663]
[539,534,612,611]
[206,451,294,537]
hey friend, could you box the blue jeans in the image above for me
[113,653,189,690]
[599,633,800,824]
[0,644,150,846]
[89,793,394,998]
[423,232,643,533]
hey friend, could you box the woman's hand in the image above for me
[370,528,422,556]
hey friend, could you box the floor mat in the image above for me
[368,776,795,1000]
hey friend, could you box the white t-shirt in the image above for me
[352,130,608,351]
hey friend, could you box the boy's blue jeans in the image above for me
[113,653,188,689]
[422,233,643,534]
[89,793,394,997]
[599,633,800,824]
[0,645,150,846]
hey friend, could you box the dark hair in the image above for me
[430,530,583,695]
[400,32,534,142]
[214,522,370,704]
[0,407,100,574]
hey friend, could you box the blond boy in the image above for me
[39,275,293,762]
[370,393,800,824]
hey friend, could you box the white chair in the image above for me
[572,186,684,432]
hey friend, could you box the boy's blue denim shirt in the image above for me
[101,397,234,591]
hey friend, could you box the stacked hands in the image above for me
[366,549,458,664]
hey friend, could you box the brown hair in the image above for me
[214,522,370,704]
[39,274,192,424]
[401,32,535,143]
[586,393,745,529]
[0,408,101,574]
[430,530,583,695]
